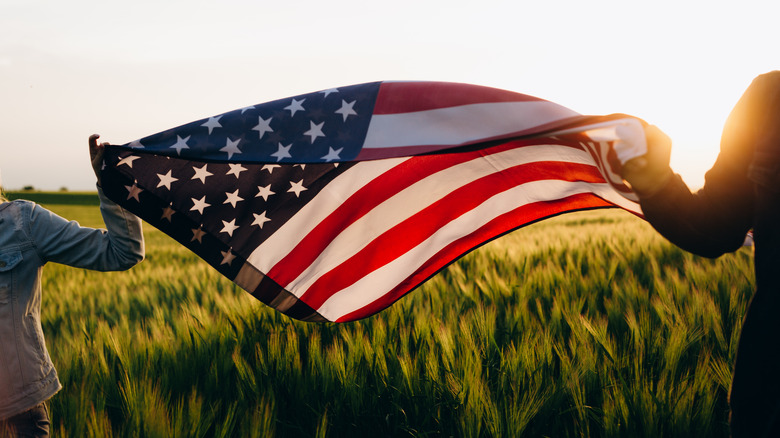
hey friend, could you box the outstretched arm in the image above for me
[622,125,752,258]
[28,135,145,270]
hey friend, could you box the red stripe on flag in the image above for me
[372,82,545,115]
[335,192,614,322]
[299,161,605,310]
[579,140,635,196]
[265,152,477,287]
[266,139,583,288]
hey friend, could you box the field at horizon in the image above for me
[11,193,755,437]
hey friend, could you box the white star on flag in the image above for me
[191,227,206,243]
[321,147,343,162]
[201,116,222,134]
[227,163,247,178]
[125,182,143,202]
[255,184,274,201]
[220,219,239,236]
[191,164,213,184]
[224,189,244,208]
[190,196,211,214]
[288,179,307,197]
[261,164,280,174]
[252,116,273,139]
[304,121,325,143]
[161,205,175,222]
[170,135,190,155]
[319,88,339,98]
[220,138,242,159]
[156,170,178,190]
[271,143,292,161]
[335,100,357,121]
[118,155,141,168]
[251,211,271,229]
[220,248,237,265]
[284,98,306,116]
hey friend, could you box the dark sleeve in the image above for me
[636,73,780,258]
[639,155,753,258]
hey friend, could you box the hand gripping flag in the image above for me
[100,81,646,322]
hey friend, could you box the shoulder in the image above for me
[0,200,38,246]
[0,199,35,209]
[0,200,63,233]
[0,199,36,220]
[756,70,780,85]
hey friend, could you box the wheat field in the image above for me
[14,192,754,437]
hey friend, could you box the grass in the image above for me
[5,191,101,206]
[19,193,754,437]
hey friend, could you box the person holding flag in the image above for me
[620,71,780,438]
[0,135,145,437]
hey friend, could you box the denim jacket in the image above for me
[0,187,144,419]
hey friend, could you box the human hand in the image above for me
[620,124,674,198]
[89,134,107,186]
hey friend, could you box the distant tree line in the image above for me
[19,186,69,192]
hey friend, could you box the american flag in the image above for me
[101,81,644,322]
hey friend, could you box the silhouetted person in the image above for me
[621,71,780,437]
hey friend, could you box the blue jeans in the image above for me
[0,403,50,438]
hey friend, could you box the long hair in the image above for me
[0,169,5,202]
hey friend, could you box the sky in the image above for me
[1,0,778,191]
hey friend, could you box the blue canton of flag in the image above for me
[126,82,381,163]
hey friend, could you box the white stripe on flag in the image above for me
[279,144,595,295]
[316,179,635,321]
[581,140,640,203]
[362,101,579,149]
[245,157,408,270]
